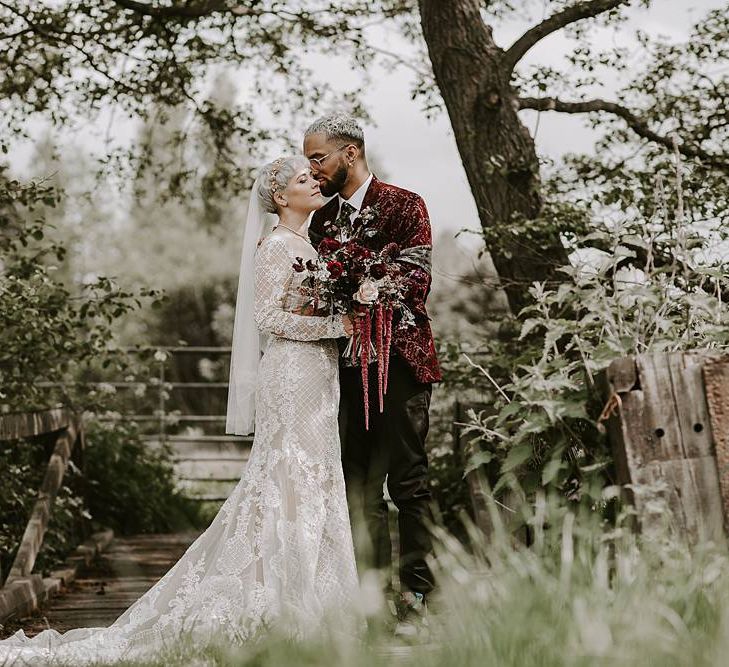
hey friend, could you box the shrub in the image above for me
[0,172,160,413]
[82,419,202,535]
[459,155,729,524]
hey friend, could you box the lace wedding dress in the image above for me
[0,230,359,665]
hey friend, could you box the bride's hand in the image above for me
[342,315,355,336]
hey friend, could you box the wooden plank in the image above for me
[667,353,715,459]
[173,458,247,481]
[602,351,726,543]
[632,456,724,543]
[703,356,729,527]
[8,416,79,578]
[176,478,239,500]
[453,401,492,535]
[0,530,113,625]
[0,532,200,639]
[0,408,70,441]
[636,353,687,462]
[143,435,252,443]
[605,355,638,394]
[605,385,646,493]
[167,439,252,460]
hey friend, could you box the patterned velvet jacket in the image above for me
[309,176,442,384]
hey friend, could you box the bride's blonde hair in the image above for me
[256,155,310,214]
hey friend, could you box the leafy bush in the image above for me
[82,419,202,535]
[0,172,160,413]
[458,154,729,522]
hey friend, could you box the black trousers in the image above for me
[338,354,434,595]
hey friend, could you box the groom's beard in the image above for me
[318,164,348,197]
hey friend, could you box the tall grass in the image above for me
[114,493,729,667]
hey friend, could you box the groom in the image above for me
[304,113,441,627]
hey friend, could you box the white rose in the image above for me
[354,278,379,304]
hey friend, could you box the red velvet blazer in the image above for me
[310,176,442,384]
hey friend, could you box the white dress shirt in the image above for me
[337,173,373,223]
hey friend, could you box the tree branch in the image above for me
[503,0,629,72]
[518,95,729,171]
[111,0,259,19]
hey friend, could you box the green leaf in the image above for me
[501,444,532,473]
[541,458,563,486]
[464,450,494,476]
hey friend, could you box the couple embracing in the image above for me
[0,113,441,664]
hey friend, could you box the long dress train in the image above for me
[0,231,359,665]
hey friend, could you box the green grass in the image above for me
[109,495,729,667]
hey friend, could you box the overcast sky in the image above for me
[8,0,723,246]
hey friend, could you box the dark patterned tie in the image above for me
[335,201,356,233]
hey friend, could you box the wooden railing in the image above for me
[36,346,252,503]
[0,408,89,620]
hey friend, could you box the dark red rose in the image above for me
[344,242,372,260]
[381,242,400,259]
[370,263,387,280]
[326,260,344,278]
[305,259,317,272]
[318,237,342,256]
[292,257,305,272]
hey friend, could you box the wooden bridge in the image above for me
[0,347,246,637]
[0,532,198,639]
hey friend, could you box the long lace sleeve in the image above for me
[254,237,346,341]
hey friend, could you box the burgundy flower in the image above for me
[318,237,342,256]
[381,242,400,259]
[292,257,305,273]
[305,259,317,272]
[345,242,372,260]
[370,263,387,280]
[326,260,344,278]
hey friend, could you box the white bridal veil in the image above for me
[225,176,272,435]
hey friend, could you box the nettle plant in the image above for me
[463,162,729,517]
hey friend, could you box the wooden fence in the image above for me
[600,351,729,543]
[453,401,528,543]
[37,346,252,503]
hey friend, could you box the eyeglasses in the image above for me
[308,144,351,170]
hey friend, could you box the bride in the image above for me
[0,156,360,664]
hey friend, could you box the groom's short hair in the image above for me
[304,113,365,149]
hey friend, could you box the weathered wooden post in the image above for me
[600,351,729,543]
[453,401,527,543]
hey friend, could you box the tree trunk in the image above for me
[418,0,570,314]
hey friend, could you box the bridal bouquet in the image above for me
[293,222,415,429]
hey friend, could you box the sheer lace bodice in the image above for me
[254,232,343,340]
[0,228,360,665]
